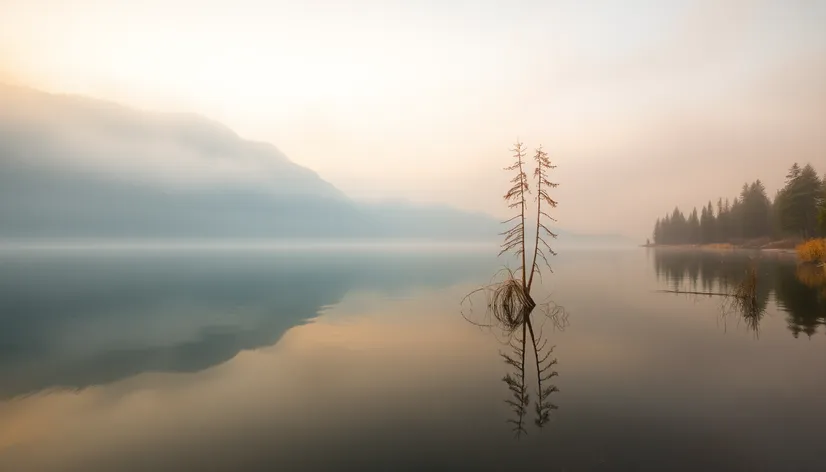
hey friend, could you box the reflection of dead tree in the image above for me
[501,321,529,436]
[462,287,565,437]
[497,307,561,437]
[526,317,558,427]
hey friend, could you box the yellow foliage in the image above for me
[796,239,826,263]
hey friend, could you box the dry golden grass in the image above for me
[703,243,736,250]
[796,239,826,263]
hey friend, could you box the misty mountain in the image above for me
[0,84,498,239]
[0,84,628,244]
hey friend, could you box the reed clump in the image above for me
[725,266,760,326]
[462,268,535,334]
[489,270,536,330]
[732,265,757,301]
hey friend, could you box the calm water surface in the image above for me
[0,247,824,471]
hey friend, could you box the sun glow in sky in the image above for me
[1,0,825,236]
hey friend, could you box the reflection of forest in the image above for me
[653,249,826,338]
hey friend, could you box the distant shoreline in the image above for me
[640,242,798,256]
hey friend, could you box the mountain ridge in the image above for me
[0,83,631,244]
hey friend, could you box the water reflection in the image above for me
[462,290,568,437]
[1,249,826,471]
[0,250,496,398]
[652,249,826,337]
[778,263,826,338]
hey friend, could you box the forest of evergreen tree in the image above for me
[653,163,826,245]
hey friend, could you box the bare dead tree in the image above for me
[500,141,531,288]
[527,146,559,292]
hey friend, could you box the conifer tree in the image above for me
[688,207,700,244]
[653,218,662,244]
[779,163,822,237]
[700,204,713,244]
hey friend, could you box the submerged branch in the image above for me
[657,265,764,336]
[656,290,734,297]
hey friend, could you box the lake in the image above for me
[0,246,824,471]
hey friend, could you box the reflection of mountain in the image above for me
[652,249,826,337]
[0,251,495,398]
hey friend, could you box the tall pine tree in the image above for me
[779,163,821,237]
[671,207,687,244]
[653,218,662,244]
[740,180,771,239]
[716,198,729,242]
[700,204,714,243]
[688,207,700,244]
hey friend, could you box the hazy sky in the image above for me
[1,0,825,237]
